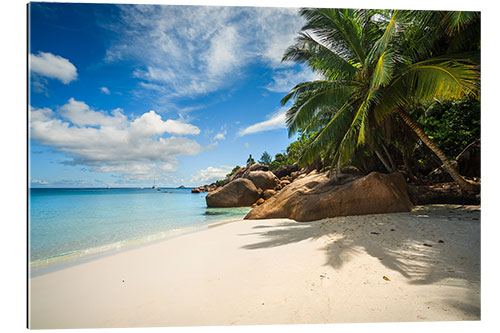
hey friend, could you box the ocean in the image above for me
[29,187,251,274]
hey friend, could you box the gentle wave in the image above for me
[30,215,246,275]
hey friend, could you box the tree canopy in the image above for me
[281,9,480,190]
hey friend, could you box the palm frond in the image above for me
[282,32,358,80]
[370,50,395,88]
[373,58,479,123]
[442,11,480,34]
[300,103,354,164]
[407,59,479,101]
[284,81,353,136]
[366,10,399,64]
[299,8,368,64]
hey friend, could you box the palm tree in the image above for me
[282,9,479,191]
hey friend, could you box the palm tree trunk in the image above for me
[381,142,397,171]
[375,147,394,173]
[397,109,477,192]
[401,144,417,182]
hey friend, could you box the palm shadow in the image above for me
[240,205,480,286]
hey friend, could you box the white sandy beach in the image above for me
[29,204,480,329]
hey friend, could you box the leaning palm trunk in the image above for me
[397,109,478,192]
[374,147,394,173]
[381,143,397,171]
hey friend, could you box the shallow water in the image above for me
[29,188,250,270]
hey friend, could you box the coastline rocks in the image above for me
[245,171,413,222]
[242,164,270,178]
[228,163,270,183]
[408,183,480,205]
[206,178,260,207]
[245,171,279,191]
[279,179,291,187]
[191,184,217,193]
[262,189,276,200]
[272,163,300,179]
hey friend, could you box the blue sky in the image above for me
[28,2,321,187]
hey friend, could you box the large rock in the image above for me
[244,170,279,191]
[227,163,270,183]
[206,178,259,207]
[227,166,247,183]
[262,189,276,200]
[245,171,413,222]
[272,163,300,179]
[241,164,270,178]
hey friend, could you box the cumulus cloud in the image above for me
[130,110,200,136]
[190,165,234,185]
[30,98,203,180]
[106,5,305,97]
[100,86,111,94]
[58,98,128,128]
[238,109,287,136]
[30,51,77,84]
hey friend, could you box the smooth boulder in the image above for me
[272,163,300,179]
[227,163,270,183]
[245,171,413,222]
[206,178,259,207]
[244,170,279,191]
[262,189,276,200]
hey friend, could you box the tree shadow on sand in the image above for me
[240,205,480,287]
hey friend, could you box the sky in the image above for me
[28,2,321,188]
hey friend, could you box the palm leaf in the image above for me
[284,81,352,136]
[370,50,395,88]
[282,32,358,80]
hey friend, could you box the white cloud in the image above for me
[30,99,204,180]
[30,51,77,84]
[190,165,233,185]
[106,5,305,97]
[213,126,227,141]
[204,25,241,78]
[265,66,323,93]
[238,109,287,136]
[130,110,200,136]
[31,179,49,185]
[58,98,128,128]
[214,132,226,140]
[100,86,111,94]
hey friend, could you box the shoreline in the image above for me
[29,204,480,328]
[30,215,248,277]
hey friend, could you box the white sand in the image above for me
[29,204,480,329]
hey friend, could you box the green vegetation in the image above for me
[214,10,480,191]
[226,165,241,179]
[280,9,480,190]
[258,152,273,165]
[418,98,480,159]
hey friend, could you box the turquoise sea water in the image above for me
[29,188,250,271]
